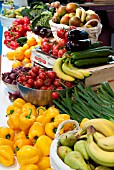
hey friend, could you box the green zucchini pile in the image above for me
[53,82,114,123]
[63,42,114,68]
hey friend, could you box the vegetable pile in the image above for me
[53,81,114,123]
[20,2,55,30]
[0,99,73,169]
[4,16,31,50]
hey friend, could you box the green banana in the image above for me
[62,61,85,79]
[94,135,114,152]
[74,140,89,160]
[95,166,112,170]
[81,118,114,137]
[64,151,89,170]
[67,59,92,77]
[53,58,75,82]
[86,127,114,167]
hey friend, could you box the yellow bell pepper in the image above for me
[6,104,22,116]
[36,115,50,126]
[13,138,32,153]
[13,131,28,142]
[28,122,45,144]
[6,104,15,116]
[45,168,52,170]
[36,106,47,116]
[54,114,70,124]
[0,145,14,166]
[13,98,26,108]
[45,106,60,122]
[22,103,37,117]
[37,156,50,170]
[17,145,40,166]
[0,126,15,140]
[19,108,36,131]
[19,164,39,170]
[45,122,64,140]
[0,138,14,148]
[27,37,37,47]
[54,114,74,132]
[34,135,52,156]
[7,112,21,132]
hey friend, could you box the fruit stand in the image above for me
[1,1,114,170]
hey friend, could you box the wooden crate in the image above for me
[85,63,114,90]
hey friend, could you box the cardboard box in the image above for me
[31,48,56,69]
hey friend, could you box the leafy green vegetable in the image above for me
[20,1,54,30]
[32,10,53,29]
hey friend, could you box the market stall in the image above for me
[1,1,114,170]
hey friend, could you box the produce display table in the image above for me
[1,3,114,169]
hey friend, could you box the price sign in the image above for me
[32,49,56,68]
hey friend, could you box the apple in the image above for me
[86,13,101,27]
[66,3,79,13]
[56,5,67,17]
[60,14,70,25]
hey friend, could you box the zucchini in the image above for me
[71,49,114,60]
[16,37,27,46]
[74,56,113,67]
[89,41,103,49]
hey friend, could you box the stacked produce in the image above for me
[1,7,24,18]
[0,98,73,169]
[1,1,114,170]
[4,16,31,49]
[57,118,114,169]
[52,2,100,28]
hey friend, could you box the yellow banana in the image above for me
[76,7,82,19]
[93,131,105,142]
[62,62,84,79]
[102,119,114,131]
[74,140,89,160]
[82,118,114,137]
[95,135,114,152]
[95,166,112,170]
[53,58,75,82]
[80,7,87,23]
[67,59,91,77]
[86,131,114,167]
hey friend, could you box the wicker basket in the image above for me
[50,119,80,170]
[49,19,102,44]
[0,15,15,27]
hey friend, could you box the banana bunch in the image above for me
[57,118,114,169]
[75,7,95,24]
[76,118,114,168]
[53,58,91,81]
